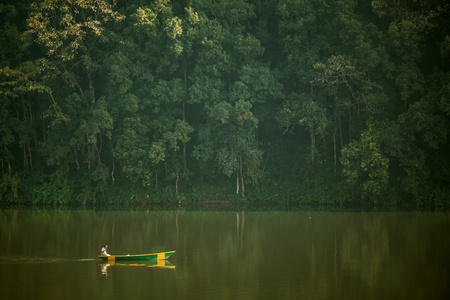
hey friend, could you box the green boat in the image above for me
[98,251,175,262]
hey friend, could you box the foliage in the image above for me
[341,122,389,203]
[0,173,20,202]
[32,171,72,206]
[0,0,449,208]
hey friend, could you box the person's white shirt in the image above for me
[101,246,110,256]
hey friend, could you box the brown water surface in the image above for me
[0,209,449,299]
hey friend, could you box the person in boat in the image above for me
[101,245,110,256]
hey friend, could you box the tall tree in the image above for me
[107,0,195,192]
[26,0,124,182]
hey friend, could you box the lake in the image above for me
[0,208,449,299]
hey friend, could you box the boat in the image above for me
[98,251,175,262]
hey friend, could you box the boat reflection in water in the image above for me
[101,259,175,276]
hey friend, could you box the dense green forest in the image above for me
[1,0,449,207]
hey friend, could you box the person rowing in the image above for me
[101,245,110,256]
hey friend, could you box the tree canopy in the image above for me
[1,0,449,207]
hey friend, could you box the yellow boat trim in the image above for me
[101,261,176,269]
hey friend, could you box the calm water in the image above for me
[0,208,449,299]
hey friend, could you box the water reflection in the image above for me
[236,211,245,252]
[0,209,449,300]
[100,260,175,277]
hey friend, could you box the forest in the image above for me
[0,0,449,207]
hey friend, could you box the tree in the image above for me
[189,0,281,197]
[105,0,195,193]
[278,93,328,165]
[341,122,389,203]
[26,0,124,182]
[370,0,450,204]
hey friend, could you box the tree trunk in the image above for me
[240,172,245,198]
[239,154,245,198]
[84,51,96,104]
[333,129,337,178]
[348,113,352,141]
[182,60,187,174]
[310,125,315,164]
[23,146,29,168]
[28,144,33,169]
[175,169,179,195]
[236,171,239,195]
[111,161,115,185]
[75,148,80,171]
[110,139,115,185]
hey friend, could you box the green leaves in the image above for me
[27,0,124,61]
[341,124,389,201]
[0,62,50,97]
[312,55,363,86]
[1,0,449,206]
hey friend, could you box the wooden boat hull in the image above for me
[98,251,175,262]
